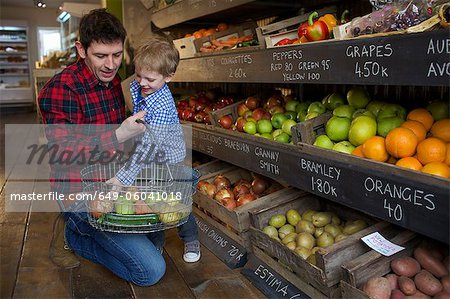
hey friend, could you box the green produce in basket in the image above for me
[150,202,190,225]
[98,213,160,226]
[115,195,135,215]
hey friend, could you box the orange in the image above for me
[421,162,450,178]
[217,23,228,32]
[416,137,447,165]
[401,120,427,143]
[203,28,216,37]
[407,108,434,132]
[445,143,450,166]
[362,136,389,162]
[430,118,450,142]
[352,145,365,158]
[385,127,418,158]
[193,31,203,39]
[396,157,423,171]
[184,33,192,38]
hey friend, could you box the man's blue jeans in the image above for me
[64,212,197,286]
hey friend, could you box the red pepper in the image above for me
[304,12,330,41]
[297,21,309,38]
[274,38,296,46]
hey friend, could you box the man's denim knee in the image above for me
[130,255,166,286]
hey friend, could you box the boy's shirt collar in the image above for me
[130,79,169,109]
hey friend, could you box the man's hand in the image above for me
[115,111,146,143]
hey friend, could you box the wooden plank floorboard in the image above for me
[131,251,195,299]
[163,229,264,299]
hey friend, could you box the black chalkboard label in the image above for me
[194,214,247,269]
[241,254,310,299]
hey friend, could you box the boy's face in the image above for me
[76,40,124,85]
[135,67,173,97]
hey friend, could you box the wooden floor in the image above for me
[0,110,264,299]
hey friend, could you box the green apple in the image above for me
[308,101,326,115]
[257,119,273,134]
[295,102,311,113]
[305,112,320,120]
[243,121,257,135]
[271,113,288,129]
[332,141,356,154]
[377,116,404,137]
[323,93,345,110]
[245,117,257,123]
[285,100,300,112]
[313,135,334,149]
[348,116,377,146]
[284,111,297,120]
[272,129,284,138]
[352,109,376,120]
[366,100,386,117]
[281,119,297,136]
[297,110,308,122]
[377,103,407,120]
[260,133,273,140]
[333,105,355,119]
[274,132,290,143]
[347,87,370,109]
[325,116,351,142]
[427,101,449,121]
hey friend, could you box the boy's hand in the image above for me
[115,111,146,143]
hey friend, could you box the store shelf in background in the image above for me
[173,29,449,86]
[184,124,450,244]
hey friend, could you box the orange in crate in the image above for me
[385,127,418,159]
[416,137,447,165]
[407,108,434,132]
[352,145,365,158]
[401,120,427,143]
[421,162,450,178]
[362,136,389,162]
[395,157,423,171]
[430,118,450,142]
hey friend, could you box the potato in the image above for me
[398,276,417,295]
[390,289,405,299]
[404,290,431,299]
[363,276,391,299]
[414,247,449,278]
[391,257,421,277]
[441,276,450,293]
[414,269,443,296]
[386,273,399,290]
[433,290,450,299]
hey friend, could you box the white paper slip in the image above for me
[361,232,405,256]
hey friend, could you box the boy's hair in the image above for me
[78,8,127,50]
[133,35,180,77]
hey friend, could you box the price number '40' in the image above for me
[384,198,403,221]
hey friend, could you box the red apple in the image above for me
[203,114,212,124]
[214,188,234,202]
[265,96,283,109]
[197,95,209,105]
[176,100,188,109]
[203,106,213,114]
[182,108,195,121]
[194,111,207,123]
[268,105,285,115]
[188,97,198,108]
[220,96,234,106]
[245,96,260,110]
[237,103,250,117]
[194,103,207,112]
[252,108,271,121]
[237,193,256,207]
[234,117,247,132]
[213,175,231,190]
[218,115,233,129]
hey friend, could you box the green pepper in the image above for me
[304,12,330,42]
[236,39,259,48]
[340,10,350,24]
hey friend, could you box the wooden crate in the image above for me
[173,36,196,59]
[193,159,235,178]
[291,112,332,145]
[208,100,243,127]
[195,167,302,233]
[256,6,336,48]
[249,194,393,296]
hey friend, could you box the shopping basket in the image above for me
[81,162,200,233]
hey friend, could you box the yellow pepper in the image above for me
[318,14,338,32]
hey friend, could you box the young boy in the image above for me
[110,35,201,263]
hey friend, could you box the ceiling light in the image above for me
[34,0,46,8]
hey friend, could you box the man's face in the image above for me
[76,40,123,85]
[135,67,173,97]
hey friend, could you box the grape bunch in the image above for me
[390,5,423,31]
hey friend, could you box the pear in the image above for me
[335,234,348,242]
[314,227,324,238]
[317,231,335,248]
[269,214,286,228]
[311,212,332,227]
[343,219,368,235]
[324,224,342,238]
[302,209,317,221]
[286,209,301,226]
[331,213,341,225]
[263,226,278,239]
[281,232,297,245]
[296,220,316,235]
[296,232,316,249]
[278,224,295,239]
[286,241,296,251]
[294,246,311,259]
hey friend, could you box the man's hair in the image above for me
[78,8,126,50]
[133,35,180,77]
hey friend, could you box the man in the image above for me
[39,9,166,286]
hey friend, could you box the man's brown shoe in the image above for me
[49,214,80,269]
